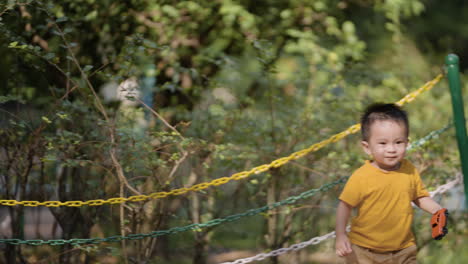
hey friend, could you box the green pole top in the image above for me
[445,54,460,65]
[445,53,468,208]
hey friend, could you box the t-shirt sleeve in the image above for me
[339,173,362,207]
[412,169,430,201]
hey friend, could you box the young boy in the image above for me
[335,103,447,264]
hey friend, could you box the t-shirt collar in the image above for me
[364,159,407,174]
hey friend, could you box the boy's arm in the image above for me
[413,196,442,214]
[335,200,353,257]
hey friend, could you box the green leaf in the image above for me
[0,95,25,104]
[8,41,18,48]
[56,16,68,23]
[83,65,93,72]
[52,30,62,36]
[84,10,98,21]
[64,28,74,34]
[42,116,52,124]
[162,5,179,17]
[56,112,68,119]
[44,53,56,60]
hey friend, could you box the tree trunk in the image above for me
[266,168,280,264]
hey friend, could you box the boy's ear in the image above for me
[361,141,371,156]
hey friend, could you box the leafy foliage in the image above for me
[0,0,466,263]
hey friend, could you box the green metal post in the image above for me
[445,54,468,207]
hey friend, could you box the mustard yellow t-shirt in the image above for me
[339,159,429,251]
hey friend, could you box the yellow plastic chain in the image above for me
[395,74,444,106]
[0,74,443,207]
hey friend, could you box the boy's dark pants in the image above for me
[344,244,417,264]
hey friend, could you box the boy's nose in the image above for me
[387,144,397,152]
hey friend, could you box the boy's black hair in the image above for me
[361,103,409,141]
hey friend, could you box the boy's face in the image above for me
[361,120,408,171]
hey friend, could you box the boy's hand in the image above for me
[335,234,353,257]
[431,208,449,240]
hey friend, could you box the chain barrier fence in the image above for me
[0,121,452,246]
[0,178,347,246]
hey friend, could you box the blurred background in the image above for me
[0,0,467,263]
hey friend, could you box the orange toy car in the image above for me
[431,208,448,240]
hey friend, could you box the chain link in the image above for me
[0,75,443,207]
[407,123,453,151]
